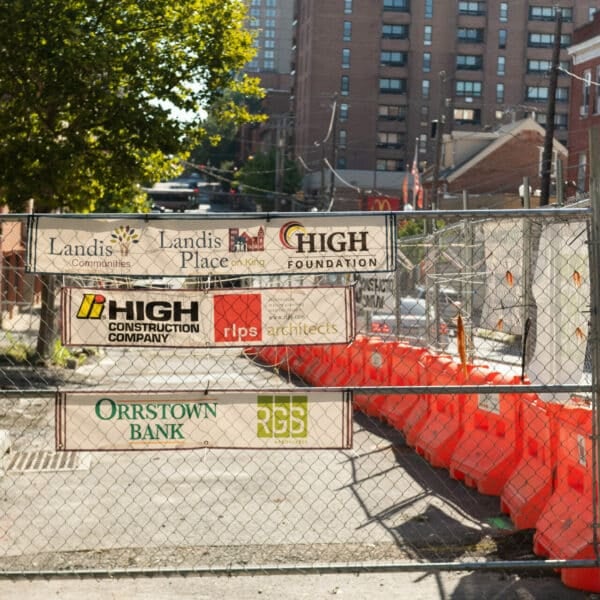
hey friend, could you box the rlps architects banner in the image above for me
[27,213,396,277]
[61,285,355,347]
[56,390,353,451]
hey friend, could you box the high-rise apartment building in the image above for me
[292,1,598,197]
[241,0,295,160]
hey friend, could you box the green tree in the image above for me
[235,150,301,211]
[0,0,263,358]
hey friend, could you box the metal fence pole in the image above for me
[588,127,600,559]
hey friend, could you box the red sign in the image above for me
[213,293,262,343]
[366,196,401,211]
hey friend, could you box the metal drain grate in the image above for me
[5,451,91,474]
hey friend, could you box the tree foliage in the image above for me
[0,0,264,212]
[235,150,301,200]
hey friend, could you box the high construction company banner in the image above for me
[27,214,396,276]
[61,286,355,348]
[56,390,353,451]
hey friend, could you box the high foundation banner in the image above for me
[27,214,396,276]
[56,390,353,451]
[61,285,355,348]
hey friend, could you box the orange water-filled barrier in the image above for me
[415,364,493,469]
[532,405,600,592]
[448,372,525,495]
[377,344,427,428]
[500,396,559,530]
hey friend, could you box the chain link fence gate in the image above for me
[0,207,597,590]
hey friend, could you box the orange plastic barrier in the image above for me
[500,396,559,530]
[415,364,492,469]
[449,372,524,496]
[531,404,600,592]
[402,352,446,448]
[378,344,427,428]
[352,337,397,417]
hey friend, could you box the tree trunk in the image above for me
[36,273,58,361]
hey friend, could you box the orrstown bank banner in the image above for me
[61,286,355,348]
[27,214,396,277]
[56,390,353,451]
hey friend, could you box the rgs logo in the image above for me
[257,395,308,439]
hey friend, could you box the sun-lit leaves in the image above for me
[0,0,263,213]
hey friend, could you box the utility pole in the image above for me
[431,70,447,211]
[540,7,562,206]
[328,95,338,211]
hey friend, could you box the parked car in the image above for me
[370,297,449,349]
[416,285,462,329]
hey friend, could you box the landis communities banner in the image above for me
[56,390,353,451]
[61,286,355,348]
[26,213,396,276]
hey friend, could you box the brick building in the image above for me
[292,1,598,201]
[566,11,600,196]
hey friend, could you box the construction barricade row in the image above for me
[244,339,597,593]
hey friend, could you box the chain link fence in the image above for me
[0,208,597,589]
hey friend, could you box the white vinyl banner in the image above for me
[61,286,355,347]
[27,214,396,276]
[56,390,353,451]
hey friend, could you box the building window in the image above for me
[339,103,349,122]
[528,33,572,48]
[424,0,433,18]
[419,134,427,153]
[527,59,552,74]
[381,50,408,67]
[591,8,598,21]
[423,52,431,72]
[526,86,568,102]
[458,2,485,16]
[498,29,507,49]
[581,69,591,117]
[424,25,432,45]
[263,59,274,69]
[499,2,508,22]
[377,131,402,148]
[383,0,409,11]
[455,80,482,97]
[265,8,276,17]
[337,156,347,169]
[339,129,347,148]
[526,86,548,101]
[456,54,483,70]
[344,0,353,14]
[376,159,403,171]
[422,79,430,99]
[457,28,484,43]
[379,78,407,94]
[496,83,504,103]
[343,21,352,41]
[382,23,409,39]
[378,104,406,120]
[529,6,572,22]
[420,105,429,124]
[497,56,505,76]
[342,48,350,68]
[555,87,569,102]
[454,108,481,124]
[341,75,350,95]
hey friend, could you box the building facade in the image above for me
[292,1,598,199]
[566,11,600,196]
[240,0,295,161]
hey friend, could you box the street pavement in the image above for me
[0,569,592,599]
